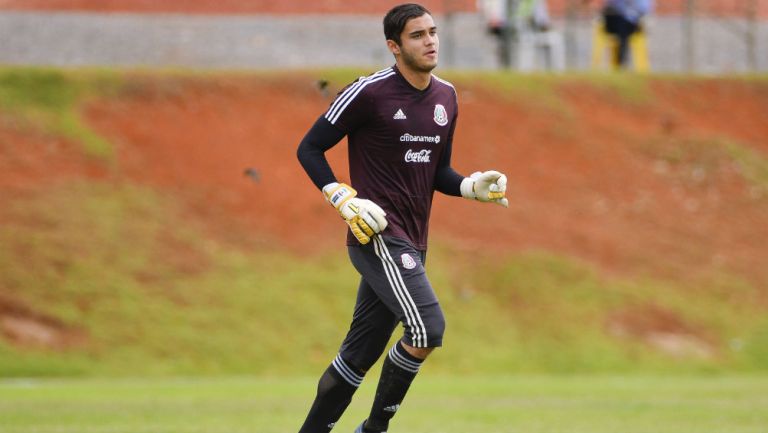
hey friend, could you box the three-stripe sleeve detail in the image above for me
[372,236,428,348]
[332,354,364,387]
[324,68,395,125]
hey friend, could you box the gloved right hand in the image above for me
[323,182,388,245]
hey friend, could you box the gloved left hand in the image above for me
[460,170,509,208]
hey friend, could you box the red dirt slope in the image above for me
[1,73,767,289]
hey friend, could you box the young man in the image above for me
[296,4,508,432]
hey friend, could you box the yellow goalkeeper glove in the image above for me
[323,182,388,245]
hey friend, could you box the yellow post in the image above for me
[591,20,609,69]
[629,30,650,72]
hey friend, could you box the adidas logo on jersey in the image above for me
[393,109,407,120]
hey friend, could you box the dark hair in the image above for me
[383,3,432,46]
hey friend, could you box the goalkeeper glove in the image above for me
[460,170,509,208]
[323,182,388,245]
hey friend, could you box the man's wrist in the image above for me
[322,182,340,196]
[460,177,476,200]
[323,182,356,210]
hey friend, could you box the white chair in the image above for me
[517,29,566,72]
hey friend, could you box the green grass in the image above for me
[440,70,653,112]
[0,68,119,159]
[1,181,767,377]
[726,139,768,194]
[572,72,652,104]
[0,375,766,433]
[0,181,382,376]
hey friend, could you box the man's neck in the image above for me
[396,62,432,91]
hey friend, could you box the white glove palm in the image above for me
[460,170,509,207]
[323,183,388,244]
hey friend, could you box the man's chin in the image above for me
[418,60,438,72]
[402,54,438,73]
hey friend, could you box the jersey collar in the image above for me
[392,64,433,93]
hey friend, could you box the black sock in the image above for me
[364,342,424,432]
[298,354,365,433]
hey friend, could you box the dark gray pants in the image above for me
[339,235,445,371]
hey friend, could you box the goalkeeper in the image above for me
[295,4,508,433]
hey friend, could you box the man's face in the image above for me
[391,14,439,73]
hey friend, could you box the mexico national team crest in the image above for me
[401,253,417,270]
[433,104,448,126]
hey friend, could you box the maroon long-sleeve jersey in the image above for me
[324,65,459,250]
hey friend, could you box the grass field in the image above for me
[1,375,767,433]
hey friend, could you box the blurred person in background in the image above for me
[478,0,552,68]
[479,0,551,35]
[595,0,654,68]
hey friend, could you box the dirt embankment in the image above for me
[2,73,767,289]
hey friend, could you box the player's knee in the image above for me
[401,343,434,360]
[407,310,445,355]
[403,304,446,353]
[425,313,445,347]
[426,308,446,346]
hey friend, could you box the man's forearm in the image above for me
[434,165,463,196]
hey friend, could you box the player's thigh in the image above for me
[348,235,445,348]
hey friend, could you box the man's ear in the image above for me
[386,39,401,56]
